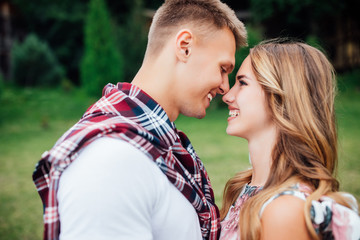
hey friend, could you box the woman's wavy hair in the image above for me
[220,38,353,239]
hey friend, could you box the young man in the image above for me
[32,0,247,239]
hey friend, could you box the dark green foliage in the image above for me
[117,0,148,82]
[229,25,263,87]
[249,0,345,40]
[11,0,87,84]
[337,68,360,94]
[81,0,124,96]
[144,0,163,9]
[250,0,343,23]
[9,0,358,85]
[0,73,4,98]
[11,34,64,87]
[305,35,323,49]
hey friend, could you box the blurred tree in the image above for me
[143,0,250,10]
[144,0,163,9]
[11,0,148,85]
[117,0,148,82]
[11,34,64,87]
[250,0,343,38]
[11,0,87,84]
[0,1,12,82]
[250,0,360,71]
[81,0,124,96]
[0,72,4,98]
[10,0,357,84]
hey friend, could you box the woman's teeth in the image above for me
[207,93,213,102]
[229,110,239,117]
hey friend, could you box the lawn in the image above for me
[0,75,359,239]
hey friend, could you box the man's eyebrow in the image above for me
[223,63,234,73]
[229,64,234,72]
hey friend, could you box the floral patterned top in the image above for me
[220,183,360,240]
[220,184,263,240]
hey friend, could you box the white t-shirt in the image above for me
[57,137,202,240]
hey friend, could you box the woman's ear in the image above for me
[175,29,193,62]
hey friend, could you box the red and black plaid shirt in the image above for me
[32,82,220,240]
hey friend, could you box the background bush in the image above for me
[11,34,64,87]
[81,0,124,97]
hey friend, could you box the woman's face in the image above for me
[222,56,275,140]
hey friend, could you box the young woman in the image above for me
[220,39,360,240]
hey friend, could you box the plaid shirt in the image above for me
[32,82,220,240]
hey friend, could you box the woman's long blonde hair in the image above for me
[220,39,353,239]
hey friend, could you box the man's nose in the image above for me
[218,77,230,95]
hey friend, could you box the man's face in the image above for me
[175,27,236,119]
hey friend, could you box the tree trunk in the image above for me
[0,1,12,81]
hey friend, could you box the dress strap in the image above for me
[259,184,307,217]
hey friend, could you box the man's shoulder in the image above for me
[76,137,160,177]
[84,137,149,159]
[58,137,169,205]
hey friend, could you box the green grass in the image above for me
[0,75,359,239]
[0,88,97,240]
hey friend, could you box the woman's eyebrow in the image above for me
[236,74,246,80]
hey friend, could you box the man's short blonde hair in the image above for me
[146,0,247,56]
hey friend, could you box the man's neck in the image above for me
[131,61,179,122]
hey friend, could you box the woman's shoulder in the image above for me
[261,193,312,239]
[260,183,360,240]
[259,183,310,216]
[261,193,306,222]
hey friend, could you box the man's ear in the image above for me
[175,29,193,62]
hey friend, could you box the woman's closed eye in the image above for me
[236,75,248,86]
[239,80,247,86]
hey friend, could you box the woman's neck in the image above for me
[248,127,278,187]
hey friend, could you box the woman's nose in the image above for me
[222,89,234,104]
